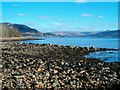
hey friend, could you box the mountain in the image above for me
[88,30,120,38]
[46,30,119,38]
[44,32,58,37]
[46,31,100,37]
[1,23,44,37]
[50,31,84,37]
[0,23,22,37]
[1,22,119,38]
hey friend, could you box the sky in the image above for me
[1,2,118,32]
[1,0,120,2]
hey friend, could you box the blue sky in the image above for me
[1,2,118,32]
[2,0,120,2]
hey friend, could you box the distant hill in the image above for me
[44,32,58,37]
[46,31,100,37]
[88,30,120,38]
[1,23,44,37]
[49,31,84,37]
[0,23,22,37]
[1,22,119,38]
[46,30,119,38]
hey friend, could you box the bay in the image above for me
[22,37,119,49]
[22,37,119,62]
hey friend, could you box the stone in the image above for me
[38,68,44,72]
[54,70,58,74]
[2,43,120,90]
[46,72,50,77]
[61,61,64,65]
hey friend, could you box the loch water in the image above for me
[22,37,119,62]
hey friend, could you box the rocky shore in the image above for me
[0,37,43,42]
[1,43,120,90]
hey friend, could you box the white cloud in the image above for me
[11,4,21,7]
[75,0,86,3]
[81,13,92,17]
[18,13,25,16]
[98,16,103,18]
[39,16,50,19]
[39,16,64,22]
[52,22,64,26]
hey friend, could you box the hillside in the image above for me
[46,30,119,38]
[12,23,44,36]
[1,23,44,37]
[45,31,100,37]
[0,22,119,38]
[49,31,85,37]
[0,23,22,37]
[89,30,120,38]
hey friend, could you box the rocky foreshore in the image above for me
[1,43,120,90]
[0,37,43,42]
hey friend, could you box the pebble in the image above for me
[1,43,120,90]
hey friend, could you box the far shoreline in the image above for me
[0,37,44,42]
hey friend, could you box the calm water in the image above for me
[85,50,120,62]
[22,37,119,49]
[22,37,119,62]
